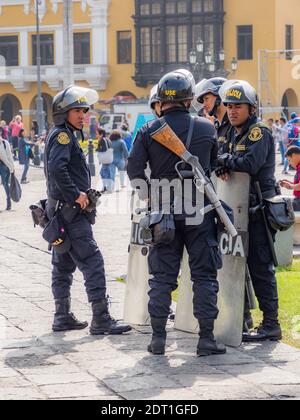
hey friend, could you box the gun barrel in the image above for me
[194,167,238,238]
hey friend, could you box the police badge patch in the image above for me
[57,132,71,145]
[249,127,263,142]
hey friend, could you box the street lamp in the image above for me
[205,50,213,65]
[189,42,238,80]
[189,50,197,65]
[35,0,45,136]
[231,57,238,73]
[219,48,225,63]
[196,38,204,54]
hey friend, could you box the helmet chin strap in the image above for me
[209,97,221,117]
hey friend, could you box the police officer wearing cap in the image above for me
[196,77,230,151]
[45,85,132,336]
[127,71,226,357]
[216,80,282,342]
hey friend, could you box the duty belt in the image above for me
[47,197,80,223]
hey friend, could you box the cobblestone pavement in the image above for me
[0,161,299,400]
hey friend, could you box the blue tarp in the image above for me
[132,113,156,139]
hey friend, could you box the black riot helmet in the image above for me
[157,70,195,104]
[52,85,99,125]
[219,80,258,107]
[197,77,227,104]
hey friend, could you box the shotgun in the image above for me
[150,121,238,238]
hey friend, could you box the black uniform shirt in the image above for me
[127,107,217,183]
[215,112,231,154]
[45,124,91,204]
[227,115,276,195]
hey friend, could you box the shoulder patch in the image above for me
[249,127,263,142]
[57,132,71,145]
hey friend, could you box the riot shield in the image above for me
[174,173,250,347]
[123,193,151,325]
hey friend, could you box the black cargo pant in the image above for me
[148,214,221,320]
[248,213,279,318]
[51,212,107,303]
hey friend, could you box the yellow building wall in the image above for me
[105,0,149,101]
[224,0,276,89]
[274,0,300,109]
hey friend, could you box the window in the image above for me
[177,1,187,13]
[74,32,90,64]
[32,34,54,65]
[117,31,132,64]
[141,27,151,63]
[204,24,214,57]
[286,25,293,60]
[152,2,161,14]
[166,0,176,14]
[203,0,214,12]
[237,25,253,60]
[166,25,188,63]
[0,36,18,66]
[140,3,150,15]
[178,25,188,62]
[152,27,161,63]
[192,0,202,12]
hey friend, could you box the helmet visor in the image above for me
[58,86,99,110]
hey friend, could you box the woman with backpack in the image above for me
[0,127,15,210]
[96,128,114,194]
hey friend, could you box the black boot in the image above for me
[243,316,282,342]
[148,317,168,355]
[197,319,226,357]
[243,305,254,333]
[6,198,11,211]
[52,297,88,332]
[90,299,132,335]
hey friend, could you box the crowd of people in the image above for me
[95,123,132,194]
[0,115,48,210]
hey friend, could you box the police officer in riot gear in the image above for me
[45,85,132,335]
[127,71,226,357]
[216,80,282,342]
[196,77,230,151]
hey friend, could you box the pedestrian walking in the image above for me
[0,127,15,211]
[96,128,114,194]
[110,130,129,191]
[18,129,32,184]
[9,115,23,160]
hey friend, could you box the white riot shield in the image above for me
[123,193,151,326]
[174,173,250,347]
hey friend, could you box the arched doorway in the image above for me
[0,94,22,124]
[113,91,137,101]
[281,89,299,119]
[29,93,53,131]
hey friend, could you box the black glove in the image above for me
[217,153,234,169]
[215,167,231,178]
[85,189,102,213]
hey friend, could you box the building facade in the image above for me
[0,0,299,131]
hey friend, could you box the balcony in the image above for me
[0,64,110,92]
